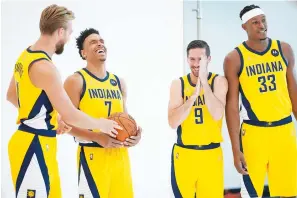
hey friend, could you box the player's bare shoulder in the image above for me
[224,48,242,76]
[66,72,83,86]
[214,75,228,90]
[171,78,182,91]
[64,72,84,94]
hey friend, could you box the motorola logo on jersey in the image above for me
[110,79,117,86]
[271,49,279,57]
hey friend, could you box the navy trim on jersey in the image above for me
[26,91,55,130]
[176,126,183,145]
[171,145,183,198]
[242,38,272,56]
[79,147,100,198]
[76,71,86,101]
[211,74,219,92]
[277,40,288,67]
[235,47,244,76]
[176,142,220,150]
[243,115,292,127]
[239,84,258,121]
[18,124,56,137]
[179,77,184,99]
[16,135,50,197]
[83,68,109,82]
[79,142,103,148]
[27,47,51,60]
[114,74,122,93]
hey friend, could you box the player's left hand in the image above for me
[199,55,209,85]
[57,115,72,135]
[124,126,142,147]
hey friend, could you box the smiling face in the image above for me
[187,48,211,77]
[242,14,268,41]
[80,33,106,62]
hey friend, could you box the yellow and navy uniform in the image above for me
[171,72,224,198]
[8,47,61,198]
[75,68,133,198]
[236,38,297,197]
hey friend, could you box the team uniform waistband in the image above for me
[175,142,220,150]
[18,124,56,137]
[243,115,292,127]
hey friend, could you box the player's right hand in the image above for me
[94,133,124,148]
[191,79,201,99]
[233,150,248,175]
[97,118,122,138]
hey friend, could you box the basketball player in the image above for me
[6,5,121,198]
[63,28,142,198]
[224,4,297,198]
[168,40,228,197]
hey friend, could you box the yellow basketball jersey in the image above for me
[77,68,124,134]
[236,38,292,122]
[14,48,58,130]
[177,73,223,146]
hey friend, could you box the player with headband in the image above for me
[224,4,297,198]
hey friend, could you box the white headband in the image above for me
[241,8,265,24]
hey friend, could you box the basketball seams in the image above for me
[116,116,137,136]
[108,113,138,140]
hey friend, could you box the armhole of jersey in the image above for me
[211,74,219,92]
[113,74,122,93]
[277,40,288,67]
[207,72,212,80]
[28,58,49,72]
[76,71,86,101]
[179,77,184,99]
[235,47,244,76]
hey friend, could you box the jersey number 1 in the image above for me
[105,101,112,117]
[194,108,203,124]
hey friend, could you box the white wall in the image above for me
[1,0,183,197]
[183,0,297,189]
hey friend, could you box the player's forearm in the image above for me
[168,96,196,129]
[63,108,104,130]
[202,82,224,120]
[225,104,241,154]
[68,126,99,142]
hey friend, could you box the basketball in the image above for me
[108,112,138,142]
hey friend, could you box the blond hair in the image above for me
[39,4,75,35]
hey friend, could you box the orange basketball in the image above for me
[108,112,138,142]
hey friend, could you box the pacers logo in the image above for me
[242,129,246,136]
[271,49,279,57]
[79,194,84,198]
[110,79,117,86]
[27,189,36,198]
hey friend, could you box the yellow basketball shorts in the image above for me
[171,143,224,198]
[77,144,133,198]
[240,117,297,197]
[8,124,61,198]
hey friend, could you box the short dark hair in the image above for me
[239,4,260,19]
[76,28,99,60]
[186,40,210,57]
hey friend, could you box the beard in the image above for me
[55,41,65,55]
